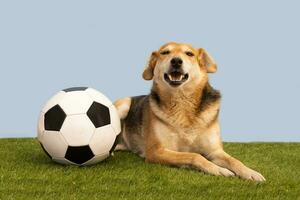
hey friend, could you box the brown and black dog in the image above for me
[114,42,265,182]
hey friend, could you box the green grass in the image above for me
[0,139,299,200]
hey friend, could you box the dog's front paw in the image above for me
[217,167,235,177]
[207,166,235,177]
[238,167,266,182]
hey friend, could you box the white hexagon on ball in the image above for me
[40,131,68,158]
[86,88,112,108]
[89,125,116,156]
[37,87,121,166]
[60,115,95,146]
[59,91,93,115]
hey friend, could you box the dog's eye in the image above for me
[160,50,170,55]
[185,51,194,57]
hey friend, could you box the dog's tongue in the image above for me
[169,72,183,81]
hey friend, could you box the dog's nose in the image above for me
[170,57,183,68]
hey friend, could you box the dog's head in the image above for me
[143,42,217,88]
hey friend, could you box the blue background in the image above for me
[0,1,299,141]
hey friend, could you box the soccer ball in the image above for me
[37,87,121,165]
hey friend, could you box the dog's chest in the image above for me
[154,124,200,150]
[176,128,202,151]
[151,96,222,153]
[162,104,200,128]
[154,119,221,154]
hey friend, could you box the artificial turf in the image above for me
[0,138,299,200]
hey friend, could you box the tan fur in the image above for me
[114,42,265,182]
[114,97,131,119]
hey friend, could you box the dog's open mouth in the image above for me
[164,72,189,86]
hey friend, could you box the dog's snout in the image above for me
[170,57,183,68]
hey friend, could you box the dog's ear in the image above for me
[198,48,217,73]
[143,52,158,80]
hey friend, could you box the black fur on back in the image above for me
[124,95,148,132]
[198,83,221,113]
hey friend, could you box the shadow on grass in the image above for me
[30,145,137,169]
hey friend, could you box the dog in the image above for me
[113,42,265,182]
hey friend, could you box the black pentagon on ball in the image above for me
[63,87,88,92]
[65,145,94,164]
[87,101,111,128]
[40,143,52,159]
[44,105,66,131]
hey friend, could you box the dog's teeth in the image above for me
[169,75,175,81]
[168,74,183,81]
[175,75,183,81]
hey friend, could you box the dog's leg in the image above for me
[115,144,128,151]
[113,97,132,151]
[146,147,234,177]
[114,97,132,120]
[207,150,265,182]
